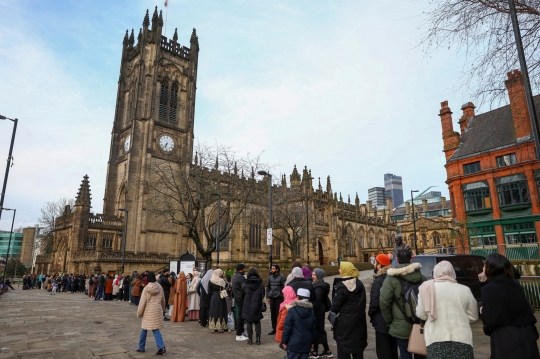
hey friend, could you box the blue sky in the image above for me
[0,0,494,230]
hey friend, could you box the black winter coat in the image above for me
[368,268,389,333]
[312,280,330,314]
[287,278,315,302]
[331,278,367,354]
[232,271,246,303]
[481,275,539,359]
[199,285,211,308]
[242,276,265,322]
[281,300,317,353]
[158,274,171,296]
[266,273,286,299]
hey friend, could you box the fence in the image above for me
[520,277,540,308]
[469,243,540,261]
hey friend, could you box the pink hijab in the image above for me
[418,260,457,321]
[280,286,297,311]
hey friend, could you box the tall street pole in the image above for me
[2,208,16,282]
[305,176,313,266]
[411,190,419,255]
[508,0,540,163]
[217,194,221,268]
[258,171,273,271]
[0,116,18,222]
[118,208,128,274]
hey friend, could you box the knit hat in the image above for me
[313,268,325,281]
[297,288,310,298]
[376,254,391,267]
[236,263,246,271]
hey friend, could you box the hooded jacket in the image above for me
[232,271,246,302]
[311,280,330,315]
[287,278,315,302]
[281,300,317,353]
[380,262,425,339]
[266,272,286,299]
[242,275,265,322]
[368,266,389,333]
[137,282,166,330]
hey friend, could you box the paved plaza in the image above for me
[0,271,536,358]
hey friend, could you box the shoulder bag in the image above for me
[408,322,427,356]
[219,286,228,299]
[261,300,267,312]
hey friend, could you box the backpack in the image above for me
[396,277,423,324]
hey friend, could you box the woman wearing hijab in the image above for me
[275,286,297,348]
[136,271,166,355]
[416,260,478,359]
[302,266,312,281]
[132,274,143,306]
[287,267,315,302]
[242,268,265,345]
[199,269,213,327]
[208,268,229,332]
[478,254,539,359]
[172,272,187,322]
[311,268,332,358]
[188,270,201,321]
[112,275,120,300]
[331,261,367,359]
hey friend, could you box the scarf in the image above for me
[201,269,213,293]
[340,261,359,292]
[291,267,303,279]
[301,266,312,279]
[280,286,297,311]
[418,260,456,321]
[210,268,226,288]
[313,268,325,282]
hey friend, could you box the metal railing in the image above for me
[520,276,540,308]
[469,243,540,261]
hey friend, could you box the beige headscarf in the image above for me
[210,268,226,288]
[418,260,457,321]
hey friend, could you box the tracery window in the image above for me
[84,232,97,250]
[158,80,179,123]
[102,233,113,250]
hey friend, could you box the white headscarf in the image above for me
[210,268,226,288]
[418,260,457,321]
[201,269,213,293]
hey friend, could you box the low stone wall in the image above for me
[511,260,540,276]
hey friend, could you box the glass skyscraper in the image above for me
[384,173,404,208]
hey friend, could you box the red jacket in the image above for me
[275,306,290,343]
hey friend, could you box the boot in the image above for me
[256,335,261,345]
[247,336,253,345]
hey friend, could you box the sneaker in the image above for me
[321,351,333,358]
[309,351,320,359]
[236,335,249,341]
[163,317,170,321]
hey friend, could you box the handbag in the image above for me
[327,311,337,326]
[261,301,267,312]
[220,288,228,299]
[408,323,427,356]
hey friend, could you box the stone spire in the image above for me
[123,30,129,46]
[128,29,135,48]
[173,28,178,42]
[190,28,199,47]
[138,28,142,44]
[318,177,322,191]
[326,176,332,194]
[233,162,238,175]
[355,192,360,207]
[290,165,301,184]
[281,174,287,187]
[159,10,164,26]
[143,9,150,27]
[75,175,92,207]
[193,152,198,166]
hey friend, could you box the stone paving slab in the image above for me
[1,271,538,358]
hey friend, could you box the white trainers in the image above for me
[236,335,249,341]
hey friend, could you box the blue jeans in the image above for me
[95,285,104,301]
[395,338,425,359]
[129,286,133,301]
[138,329,165,350]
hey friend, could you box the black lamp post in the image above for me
[258,171,273,271]
[1,207,16,282]
[0,115,18,222]
[410,190,419,255]
[305,175,313,266]
[211,193,221,267]
[118,208,128,274]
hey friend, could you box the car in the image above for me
[392,254,485,301]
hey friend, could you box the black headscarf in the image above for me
[147,271,157,283]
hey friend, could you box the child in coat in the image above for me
[281,288,317,359]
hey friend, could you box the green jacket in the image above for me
[379,262,425,339]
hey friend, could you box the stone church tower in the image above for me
[103,7,198,256]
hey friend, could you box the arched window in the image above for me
[159,80,169,120]
[346,226,355,255]
[274,241,281,257]
[84,232,97,250]
[102,233,113,250]
[249,222,262,249]
[433,232,441,247]
[210,207,230,250]
[169,83,178,122]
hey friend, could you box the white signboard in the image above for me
[180,261,196,275]
[267,228,273,246]
[169,260,178,274]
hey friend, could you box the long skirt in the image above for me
[427,341,473,359]
[489,325,540,359]
[188,310,200,321]
[104,293,113,301]
[208,291,228,331]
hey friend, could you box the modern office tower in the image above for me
[384,173,404,208]
[419,191,442,200]
[368,187,386,208]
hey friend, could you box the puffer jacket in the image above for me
[379,262,425,339]
[368,266,389,333]
[275,306,290,344]
[281,300,317,353]
[137,282,166,330]
[242,275,265,322]
[232,271,246,302]
[312,280,330,314]
[266,273,286,299]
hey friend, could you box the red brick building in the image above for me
[441,70,540,259]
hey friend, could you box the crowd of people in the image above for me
[2,244,539,359]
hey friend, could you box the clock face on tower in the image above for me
[124,135,131,153]
[159,135,175,153]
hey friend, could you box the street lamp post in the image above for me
[0,115,18,222]
[410,190,419,255]
[1,207,16,282]
[258,171,273,271]
[305,175,313,266]
[211,193,221,268]
[118,208,128,274]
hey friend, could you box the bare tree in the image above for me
[147,142,267,262]
[421,0,540,106]
[38,197,75,254]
